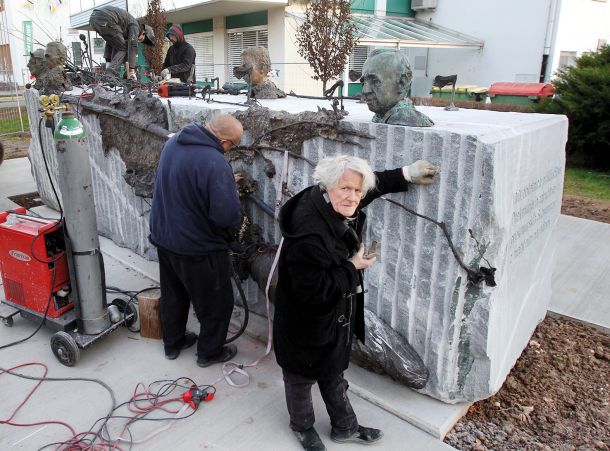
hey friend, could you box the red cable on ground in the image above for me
[0,362,77,438]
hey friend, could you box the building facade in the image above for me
[2,0,609,95]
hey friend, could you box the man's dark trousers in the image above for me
[157,247,234,359]
[282,369,358,436]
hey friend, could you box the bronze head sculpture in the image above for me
[238,47,271,86]
[44,41,68,69]
[361,49,433,127]
[27,49,46,78]
[233,47,285,99]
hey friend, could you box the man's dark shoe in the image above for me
[330,425,383,445]
[196,344,237,367]
[293,427,326,451]
[164,331,198,360]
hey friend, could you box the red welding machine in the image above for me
[0,208,73,318]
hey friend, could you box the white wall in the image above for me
[267,7,286,89]
[6,2,72,86]
[212,16,227,84]
[549,0,610,78]
[416,0,553,87]
[280,4,330,96]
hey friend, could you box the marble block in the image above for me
[24,90,567,402]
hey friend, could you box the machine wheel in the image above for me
[2,316,13,327]
[111,298,138,327]
[50,331,80,367]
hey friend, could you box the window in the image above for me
[226,27,267,83]
[72,41,82,67]
[349,45,370,80]
[189,32,215,81]
[93,38,105,55]
[558,51,578,70]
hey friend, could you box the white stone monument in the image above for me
[24,90,567,402]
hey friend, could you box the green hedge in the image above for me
[535,46,610,170]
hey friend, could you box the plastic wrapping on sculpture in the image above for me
[351,308,429,389]
[248,248,279,304]
[233,47,286,99]
[361,49,433,127]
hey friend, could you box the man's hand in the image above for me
[402,160,438,185]
[350,245,376,270]
[160,68,170,80]
[127,70,137,81]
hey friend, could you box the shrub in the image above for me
[535,45,610,170]
[296,0,357,94]
[143,0,167,75]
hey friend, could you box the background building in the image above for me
[1,0,608,96]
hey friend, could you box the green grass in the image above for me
[564,167,610,200]
[0,113,30,134]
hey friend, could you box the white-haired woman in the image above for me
[273,155,437,451]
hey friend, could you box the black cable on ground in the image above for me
[0,364,117,444]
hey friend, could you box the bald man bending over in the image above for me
[150,114,243,366]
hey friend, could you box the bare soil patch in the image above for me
[8,192,44,210]
[444,315,610,450]
[562,194,610,224]
[1,134,30,161]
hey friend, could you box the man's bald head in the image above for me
[206,114,243,151]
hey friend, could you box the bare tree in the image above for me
[296,0,358,94]
[144,0,167,75]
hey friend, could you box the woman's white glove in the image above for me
[402,160,438,185]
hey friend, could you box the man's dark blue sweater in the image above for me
[149,123,240,255]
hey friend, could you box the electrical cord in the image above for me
[0,362,117,448]
[0,363,77,437]
[39,377,205,450]
[0,118,69,347]
[37,117,63,219]
[0,266,56,350]
[225,257,249,344]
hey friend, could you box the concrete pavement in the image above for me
[0,158,456,450]
[1,156,609,450]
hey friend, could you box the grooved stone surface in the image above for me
[24,91,567,403]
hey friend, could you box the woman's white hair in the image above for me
[313,155,376,194]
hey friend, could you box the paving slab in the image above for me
[346,365,470,439]
[549,214,610,332]
[3,153,608,447]
[0,247,454,450]
[0,157,37,199]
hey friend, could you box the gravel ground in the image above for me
[444,316,609,450]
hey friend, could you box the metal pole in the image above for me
[12,76,25,133]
